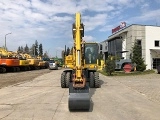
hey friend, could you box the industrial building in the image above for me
[101,24,160,70]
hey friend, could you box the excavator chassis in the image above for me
[68,82,90,111]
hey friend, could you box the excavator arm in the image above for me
[72,13,86,88]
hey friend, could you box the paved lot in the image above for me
[0,69,160,120]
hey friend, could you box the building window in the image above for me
[105,46,108,50]
[155,40,159,47]
[137,40,141,46]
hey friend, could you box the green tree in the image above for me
[17,46,21,53]
[34,40,38,56]
[24,44,29,54]
[66,47,70,56]
[39,43,43,57]
[105,56,115,76]
[29,45,35,56]
[131,42,146,71]
[43,51,49,58]
[70,47,73,55]
[20,46,24,53]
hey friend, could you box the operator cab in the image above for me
[84,43,99,64]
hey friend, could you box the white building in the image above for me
[101,24,160,70]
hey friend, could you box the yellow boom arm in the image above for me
[72,12,85,87]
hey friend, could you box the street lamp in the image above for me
[5,32,12,50]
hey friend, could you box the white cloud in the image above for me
[0,0,159,56]
[128,9,160,24]
[83,14,109,31]
[83,35,96,42]
[99,24,114,32]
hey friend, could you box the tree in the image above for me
[105,56,115,76]
[29,45,35,56]
[17,46,21,53]
[20,46,24,53]
[131,42,146,71]
[61,50,65,60]
[43,51,49,58]
[66,47,70,56]
[24,44,29,54]
[34,40,38,56]
[70,47,73,55]
[39,43,43,57]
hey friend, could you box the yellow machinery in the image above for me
[60,12,101,111]
[37,56,47,69]
[16,53,30,71]
[64,55,74,68]
[0,48,20,73]
[98,59,105,71]
[23,54,41,69]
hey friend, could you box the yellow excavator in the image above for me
[60,12,101,111]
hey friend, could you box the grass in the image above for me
[99,69,156,76]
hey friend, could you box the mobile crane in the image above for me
[60,12,101,111]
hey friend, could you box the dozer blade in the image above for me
[68,83,90,111]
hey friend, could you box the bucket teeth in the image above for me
[68,83,90,111]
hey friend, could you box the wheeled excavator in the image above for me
[60,12,101,111]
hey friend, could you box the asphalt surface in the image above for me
[0,69,160,120]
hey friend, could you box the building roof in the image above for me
[101,24,160,43]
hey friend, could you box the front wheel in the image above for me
[89,72,95,88]
[94,72,100,88]
[61,72,66,88]
[65,72,71,88]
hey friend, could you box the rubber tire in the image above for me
[0,68,3,73]
[94,72,100,88]
[13,67,16,72]
[61,72,66,88]
[16,67,20,72]
[65,72,71,88]
[89,72,95,88]
[2,68,6,73]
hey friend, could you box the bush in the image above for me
[105,56,115,75]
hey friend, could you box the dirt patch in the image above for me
[0,69,52,89]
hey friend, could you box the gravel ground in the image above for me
[109,72,160,104]
[0,69,52,89]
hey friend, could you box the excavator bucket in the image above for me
[68,83,90,111]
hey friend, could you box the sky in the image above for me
[0,0,160,57]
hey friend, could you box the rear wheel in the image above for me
[12,67,16,72]
[16,67,20,72]
[94,72,100,88]
[61,72,66,88]
[65,72,71,88]
[2,68,6,73]
[89,72,95,88]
